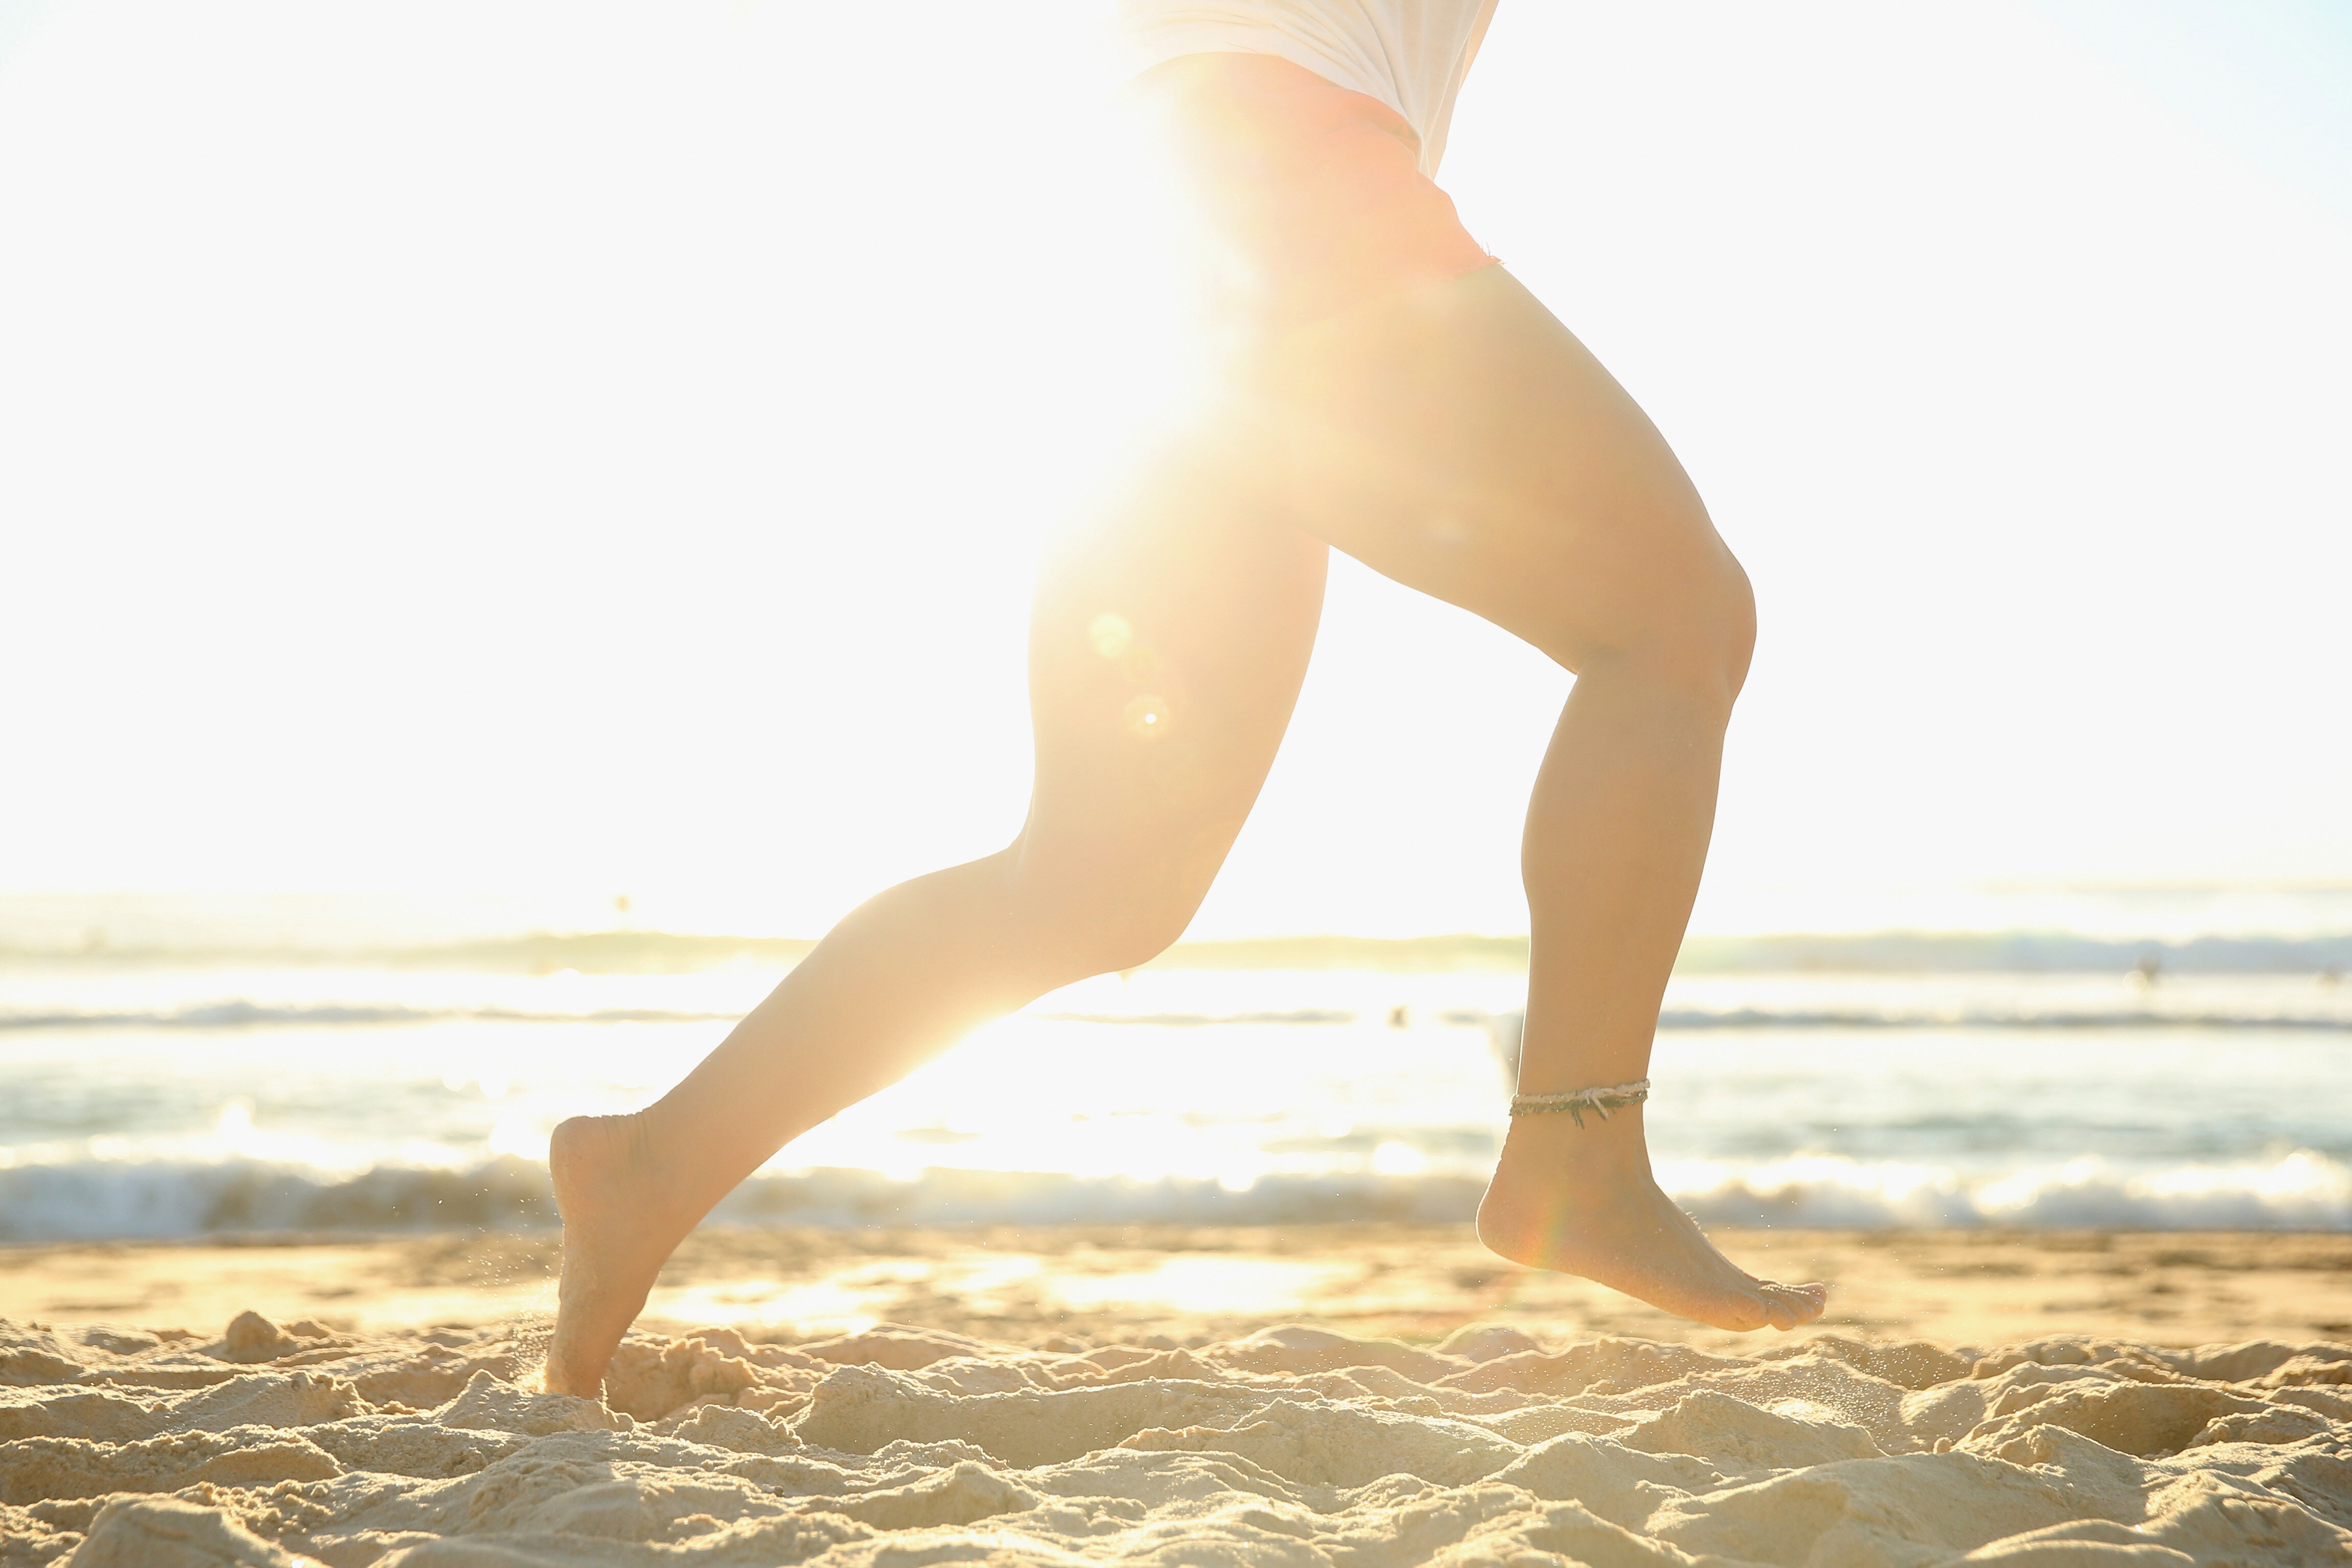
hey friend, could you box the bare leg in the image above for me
[1252,264,1827,1331]
[549,258,1823,1391]
[546,431,1328,1396]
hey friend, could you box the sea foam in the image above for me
[2,1149,2345,1244]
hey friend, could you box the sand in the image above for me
[6,1306,2351,1566]
[6,1227,2351,1352]
[4,1228,2351,1565]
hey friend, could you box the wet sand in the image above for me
[4,1225,2348,1352]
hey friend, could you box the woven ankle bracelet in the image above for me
[1509,1079,1649,1128]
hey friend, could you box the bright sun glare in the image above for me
[1,1,2347,940]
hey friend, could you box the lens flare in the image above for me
[1123,693,1171,739]
[1088,612,1132,659]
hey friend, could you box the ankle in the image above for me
[629,1103,750,1231]
[1499,1109,1651,1176]
[555,1110,670,1207]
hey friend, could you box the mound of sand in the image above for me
[5,1311,2350,1566]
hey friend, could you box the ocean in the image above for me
[3,892,2349,1243]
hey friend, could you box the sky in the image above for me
[1,1,2346,940]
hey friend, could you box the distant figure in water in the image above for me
[546,0,1825,1397]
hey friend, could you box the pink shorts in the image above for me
[1130,53,1497,337]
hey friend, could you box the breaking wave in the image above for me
[6,1000,2347,1034]
[2,1150,2344,1244]
[1662,1150,2352,1231]
[0,1001,744,1032]
[7,926,2350,975]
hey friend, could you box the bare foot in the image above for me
[1476,1110,1828,1332]
[546,1112,690,1398]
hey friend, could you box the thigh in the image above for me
[1247,264,1741,672]
[1014,427,1329,921]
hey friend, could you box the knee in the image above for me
[1687,548,1757,707]
[1028,893,1197,984]
[1002,851,1207,985]
[1570,540,1756,722]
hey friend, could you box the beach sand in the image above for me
[5,1227,2350,1564]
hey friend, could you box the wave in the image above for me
[1664,1151,2352,1232]
[1673,931,2352,976]
[8,928,2351,975]
[0,1001,745,1032]
[6,997,2348,1035]
[0,1155,563,1241]
[1463,1008,2352,1043]
[1034,1009,1356,1026]
[1655,1009,2352,1032]
[0,930,823,975]
[0,1002,1352,1033]
[1,1150,2344,1243]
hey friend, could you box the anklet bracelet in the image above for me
[1510,1079,1649,1127]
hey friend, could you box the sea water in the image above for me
[2,896,2348,1242]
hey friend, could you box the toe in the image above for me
[1720,1285,1788,1332]
[1758,1283,1817,1331]
[1773,1286,1827,1328]
[1704,1289,1776,1332]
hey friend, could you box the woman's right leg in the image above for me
[544,424,1328,1397]
[1250,265,1825,1333]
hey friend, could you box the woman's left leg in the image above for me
[542,424,1329,1397]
